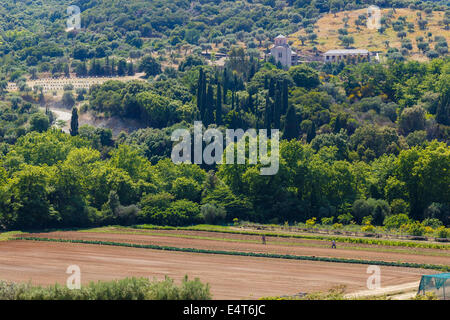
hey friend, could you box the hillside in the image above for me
[291,8,450,61]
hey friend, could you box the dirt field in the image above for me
[22,229,450,266]
[0,240,429,299]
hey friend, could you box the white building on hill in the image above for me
[323,49,374,63]
[269,35,298,68]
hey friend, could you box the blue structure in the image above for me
[418,273,450,300]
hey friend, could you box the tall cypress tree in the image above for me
[231,91,235,110]
[283,105,299,140]
[197,68,204,119]
[268,78,275,98]
[70,107,79,136]
[127,61,135,76]
[205,84,215,126]
[307,121,316,143]
[248,93,254,114]
[223,68,229,104]
[273,83,281,129]
[265,94,272,136]
[282,79,288,114]
[201,71,207,121]
[216,82,222,125]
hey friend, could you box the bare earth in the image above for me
[0,240,429,299]
[22,230,450,265]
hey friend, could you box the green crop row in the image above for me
[16,237,450,272]
[133,224,450,250]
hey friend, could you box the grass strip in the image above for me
[16,236,450,272]
[133,224,450,250]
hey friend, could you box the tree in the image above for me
[289,65,320,89]
[139,55,161,78]
[436,75,450,125]
[62,91,76,108]
[117,59,127,76]
[283,105,299,140]
[70,108,79,136]
[216,82,222,125]
[340,36,354,48]
[30,113,50,133]
[204,84,215,126]
[398,106,426,135]
[4,165,58,229]
[395,142,450,220]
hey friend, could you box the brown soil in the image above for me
[20,230,449,265]
[0,240,429,300]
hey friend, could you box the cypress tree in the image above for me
[70,107,79,136]
[111,58,116,76]
[205,84,215,126]
[118,59,127,76]
[201,71,207,121]
[223,68,229,104]
[248,93,254,114]
[265,94,272,136]
[127,62,135,76]
[283,105,299,140]
[273,83,281,129]
[268,78,275,98]
[282,79,288,114]
[231,91,235,110]
[307,121,316,143]
[216,82,222,125]
[197,68,204,119]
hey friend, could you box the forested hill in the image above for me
[0,1,449,234]
[0,0,449,77]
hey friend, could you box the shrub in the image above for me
[306,217,317,227]
[0,276,211,300]
[337,213,353,225]
[361,223,375,233]
[200,203,226,224]
[435,226,450,238]
[401,221,426,236]
[332,223,343,230]
[412,292,438,300]
[321,217,334,225]
[150,200,201,226]
[422,218,443,229]
[362,216,373,225]
[384,214,410,229]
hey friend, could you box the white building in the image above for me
[323,49,372,63]
[269,35,298,68]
